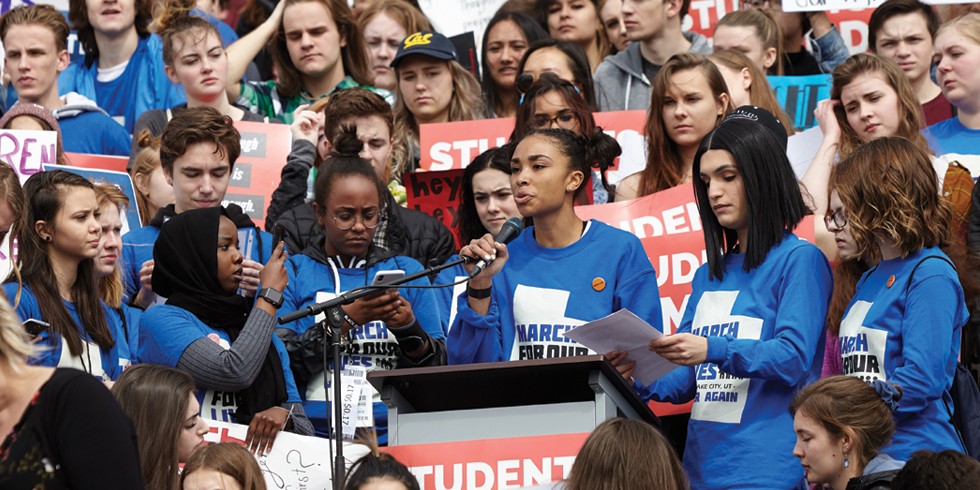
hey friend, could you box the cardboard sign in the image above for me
[576,185,815,416]
[64,152,128,173]
[404,169,465,247]
[384,432,589,490]
[224,120,292,231]
[418,111,646,184]
[0,129,60,279]
[202,419,371,490]
[43,163,142,235]
[783,0,974,13]
[768,74,833,130]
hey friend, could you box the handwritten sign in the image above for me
[202,419,371,490]
[384,432,588,490]
[0,129,60,279]
[225,121,292,231]
[404,169,465,247]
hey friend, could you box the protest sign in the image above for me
[783,0,975,13]
[577,185,815,416]
[0,129,60,279]
[768,74,833,130]
[404,169,465,247]
[418,111,646,184]
[224,120,292,231]
[64,152,128,173]
[44,163,142,235]
[384,432,588,490]
[202,419,371,490]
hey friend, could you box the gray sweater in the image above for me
[594,31,712,112]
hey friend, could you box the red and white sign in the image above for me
[384,432,589,490]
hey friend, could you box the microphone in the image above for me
[469,217,524,278]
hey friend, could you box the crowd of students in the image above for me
[1,0,980,488]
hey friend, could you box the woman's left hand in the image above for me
[245,406,290,455]
[650,334,708,366]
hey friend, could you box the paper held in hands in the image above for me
[561,309,680,386]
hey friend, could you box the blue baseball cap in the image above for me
[391,30,457,68]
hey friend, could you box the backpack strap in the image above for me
[905,254,955,294]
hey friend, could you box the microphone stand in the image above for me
[277,256,469,490]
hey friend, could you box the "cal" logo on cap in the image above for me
[404,32,432,48]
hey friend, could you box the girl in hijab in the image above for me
[138,207,313,454]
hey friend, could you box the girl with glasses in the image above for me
[827,137,969,460]
[512,72,611,203]
[277,127,446,444]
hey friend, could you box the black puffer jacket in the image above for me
[267,140,456,269]
[845,470,899,490]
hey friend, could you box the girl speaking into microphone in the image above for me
[449,128,663,365]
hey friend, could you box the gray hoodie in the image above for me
[594,31,711,112]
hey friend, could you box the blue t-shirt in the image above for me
[138,304,301,423]
[637,233,831,490]
[3,283,133,381]
[841,247,967,460]
[279,253,445,441]
[449,220,663,364]
[925,118,980,178]
[122,222,273,302]
[59,35,185,133]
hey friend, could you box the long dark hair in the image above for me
[112,364,197,490]
[511,72,595,142]
[693,118,807,281]
[516,39,597,109]
[457,145,516,243]
[6,170,113,355]
[481,10,548,116]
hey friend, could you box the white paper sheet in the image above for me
[561,309,680,385]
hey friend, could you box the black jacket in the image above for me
[267,140,456,269]
[845,470,899,490]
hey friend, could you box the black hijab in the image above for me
[152,206,287,423]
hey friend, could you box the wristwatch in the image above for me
[257,287,284,308]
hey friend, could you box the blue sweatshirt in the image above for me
[58,35,185,134]
[279,252,445,441]
[122,223,272,301]
[636,233,832,490]
[138,304,302,423]
[433,254,467,335]
[448,220,663,364]
[841,247,967,460]
[3,283,133,381]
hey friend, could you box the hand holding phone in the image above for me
[23,319,50,338]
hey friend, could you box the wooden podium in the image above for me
[367,355,660,446]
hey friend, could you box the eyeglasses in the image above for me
[332,210,380,230]
[824,208,848,230]
[531,111,579,130]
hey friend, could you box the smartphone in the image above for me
[367,270,405,297]
[23,318,50,338]
[272,224,286,250]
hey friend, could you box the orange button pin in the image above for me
[592,277,606,292]
[886,275,895,288]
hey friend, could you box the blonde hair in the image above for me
[830,53,929,158]
[129,130,164,226]
[716,8,783,75]
[0,290,35,371]
[92,182,130,308]
[709,49,794,135]
[936,12,980,47]
[392,59,485,177]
